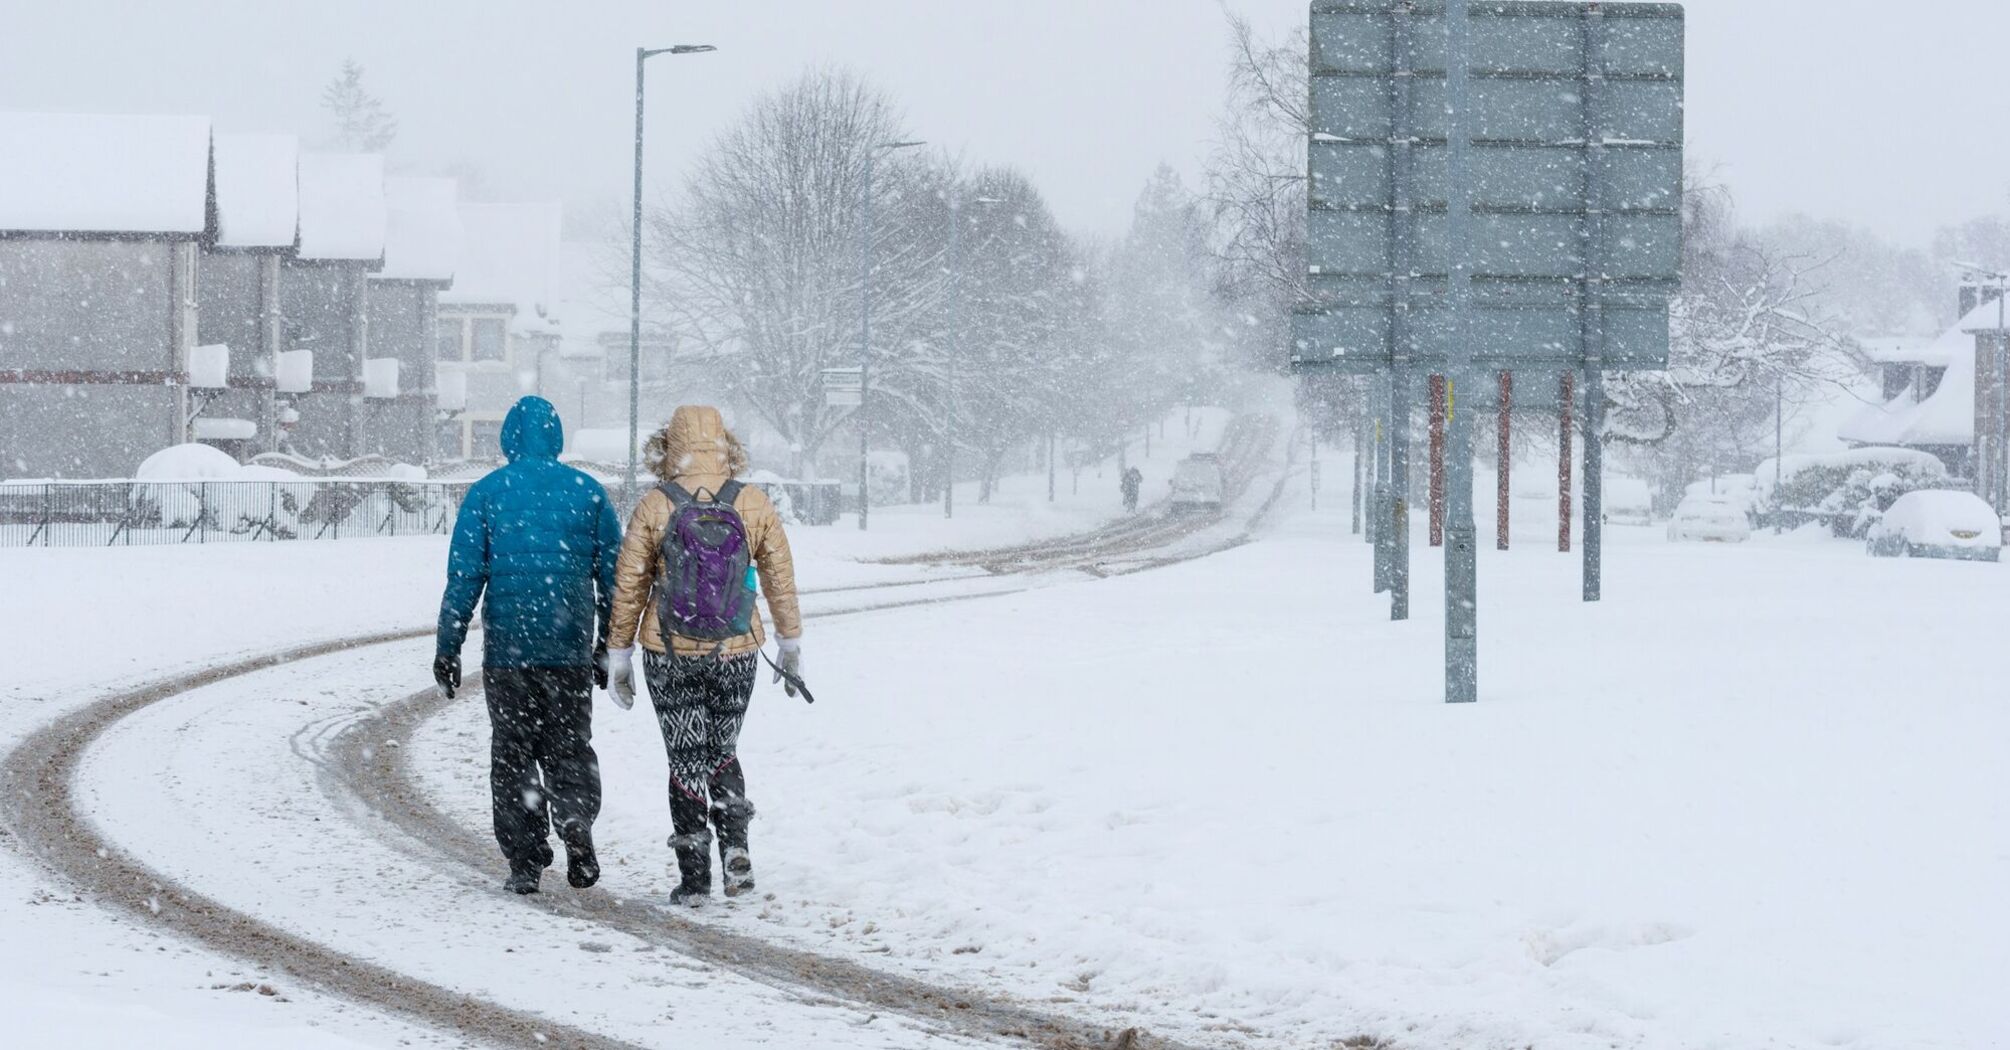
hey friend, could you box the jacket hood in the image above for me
[652,404,736,480]
[500,396,564,462]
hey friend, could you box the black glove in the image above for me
[433,652,461,699]
[592,643,609,690]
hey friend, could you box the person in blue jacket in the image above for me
[435,396,623,895]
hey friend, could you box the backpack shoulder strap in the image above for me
[658,481,694,508]
[715,479,746,508]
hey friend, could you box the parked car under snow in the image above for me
[1866,490,2003,562]
[1667,493,1751,543]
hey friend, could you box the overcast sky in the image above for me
[2,1,2002,247]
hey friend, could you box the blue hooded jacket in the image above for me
[436,397,623,669]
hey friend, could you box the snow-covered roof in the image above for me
[441,203,563,334]
[296,152,386,262]
[1837,300,1999,447]
[0,112,212,236]
[212,133,298,249]
[375,177,460,283]
[1861,336,1945,367]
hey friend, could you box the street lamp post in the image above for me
[627,43,715,509]
[858,139,925,530]
[944,192,1002,519]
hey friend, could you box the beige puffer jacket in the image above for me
[607,406,802,657]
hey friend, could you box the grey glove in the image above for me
[605,647,636,710]
[774,637,802,698]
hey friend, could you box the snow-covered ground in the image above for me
[0,541,447,1048]
[6,440,2008,1048]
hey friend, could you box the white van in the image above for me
[1170,454,1225,510]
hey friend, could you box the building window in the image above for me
[471,318,507,362]
[469,419,504,457]
[436,319,463,361]
[436,420,464,460]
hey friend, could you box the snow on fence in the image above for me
[0,479,472,548]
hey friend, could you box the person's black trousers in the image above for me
[485,665,601,866]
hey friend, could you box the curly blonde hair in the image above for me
[644,418,749,480]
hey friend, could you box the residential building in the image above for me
[282,152,386,460]
[1839,286,2009,486]
[436,203,561,460]
[196,131,299,458]
[367,177,461,464]
[0,112,213,478]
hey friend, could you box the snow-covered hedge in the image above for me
[1755,447,1956,537]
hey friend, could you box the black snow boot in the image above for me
[505,859,542,895]
[534,840,554,870]
[711,762,756,898]
[561,824,599,889]
[720,846,755,898]
[667,830,712,906]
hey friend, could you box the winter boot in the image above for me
[560,824,599,889]
[720,846,755,898]
[505,859,542,895]
[667,830,712,906]
[534,840,554,870]
[710,765,756,898]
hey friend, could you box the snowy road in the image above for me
[8,421,2007,1050]
[1,418,1292,1049]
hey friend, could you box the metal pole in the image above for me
[1579,4,1607,604]
[1583,363,1605,601]
[1389,365,1411,621]
[1350,411,1364,535]
[1442,0,1478,702]
[1559,370,1574,552]
[626,46,646,509]
[1985,285,2001,514]
[1373,382,1390,589]
[1428,373,1446,547]
[944,195,960,519]
[859,148,875,531]
[1497,371,1512,550]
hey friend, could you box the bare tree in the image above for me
[1606,178,1857,449]
[643,69,941,473]
[1203,13,1310,375]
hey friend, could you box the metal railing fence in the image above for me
[0,480,473,548]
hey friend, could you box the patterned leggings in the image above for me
[643,651,757,854]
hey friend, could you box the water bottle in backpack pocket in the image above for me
[654,480,757,644]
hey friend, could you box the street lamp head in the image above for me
[642,44,717,58]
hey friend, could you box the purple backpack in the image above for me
[654,480,757,644]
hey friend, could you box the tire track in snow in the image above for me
[0,632,644,1050]
[1,422,1299,1049]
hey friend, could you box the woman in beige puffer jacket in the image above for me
[603,405,802,904]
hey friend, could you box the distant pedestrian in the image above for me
[603,405,804,906]
[1121,465,1144,512]
[435,396,623,896]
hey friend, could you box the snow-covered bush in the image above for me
[132,443,245,528]
[1758,447,1953,537]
